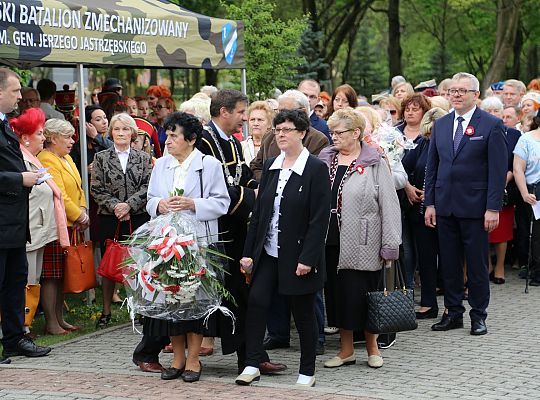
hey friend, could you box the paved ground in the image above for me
[1,269,539,400]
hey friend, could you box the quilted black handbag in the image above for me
[366,261,418,334]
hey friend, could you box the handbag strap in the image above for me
[114,220,133,241]
[198,155,212,240]
[71,229,83,246]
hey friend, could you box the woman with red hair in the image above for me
[10,109,71,335]
[146,85,171,109]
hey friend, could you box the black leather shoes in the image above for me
[263,337,290,350]
[161,366,184,380]
[431,314,464,331]
[0,356,11,364]
[416,307,439,319]
[181,361,202,383]
[2,337,51,358]
[470,319,487,335]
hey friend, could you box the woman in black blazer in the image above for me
[236,110,331,387]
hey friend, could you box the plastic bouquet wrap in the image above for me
[122,211,235,327]
[370,123,417,166]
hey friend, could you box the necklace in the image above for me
[329,153,357,227]
[205,125,242,186]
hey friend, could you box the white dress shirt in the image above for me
[264,147,310,257]
[114,145,130,174]
[452,106,476,139]
[170,150,197,192]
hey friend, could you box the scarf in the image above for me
[20,145,70,248]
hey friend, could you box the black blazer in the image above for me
[0,122,30,248]
[243,154,331,295]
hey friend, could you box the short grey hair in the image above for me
[107,113,138,138]
[420,107,447,136]
[44,118,75,143]
[200,85,218,96]
[480,96,504,112]
[452,72,480,91]
[21,87,40,99]
[391,75,406,88]
[278,89,310,113]
[504,79,526,95]
[0,68,20,90]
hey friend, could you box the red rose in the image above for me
[465,126,475,136]
[356,165,365,175]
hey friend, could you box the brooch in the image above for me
[465,126,475,136]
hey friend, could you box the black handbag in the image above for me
[366,261,418,334]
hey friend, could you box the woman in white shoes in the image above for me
[318,109,401,370]
[236,110,331,387]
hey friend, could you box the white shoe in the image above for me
[235,367,260,385]
[324,353,356,368]
[296,374,316,387]
[324,326,339,335]
[367,354,384,368]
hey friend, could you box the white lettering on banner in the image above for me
[0,29,8,45]
[1,2,190,39]
[13,31,33,47]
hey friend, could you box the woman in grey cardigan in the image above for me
[319,108,401,370]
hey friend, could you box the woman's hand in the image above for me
[160,196,195,214]
[74,211,90,231]
[114,202,131,219]
[522,192,536,205]
[87,162,94,175]
[85,122,98,139]
[239,257,253,274]
[296,263,312,276]
[404,182,423,204]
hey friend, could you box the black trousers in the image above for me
[409,211,439,308]
[245,252,317,376]
[437,216,489,321]
[515,200,532,266]
[0,247,27,349]
[132,330,170,364]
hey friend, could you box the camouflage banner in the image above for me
[0,0,245,69]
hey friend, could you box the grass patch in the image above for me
[5,286,132,349]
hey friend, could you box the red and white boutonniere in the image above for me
[465,126,475,136]
[356,165,365,175]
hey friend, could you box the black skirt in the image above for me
[336,269,381,331]
[143,316,204,336]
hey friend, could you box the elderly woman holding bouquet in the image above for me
[236,109,331,387]
[143,112,230,382]
[91,113,152,328]
[318,108,401,370]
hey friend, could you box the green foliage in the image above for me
[222,0,308,99]
[13,68,32,86]
[296,21,329,82]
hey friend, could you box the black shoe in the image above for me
[529,279,540,286]
[316,342,325,356]
[263,337,290,350]
[161,366,184,380]
[0,356,11,364]
[95,313,111,329]
[377,333,396,349]
[470,319,487,335]
[416,307,439,319]
[431,314,464,331]
[181,361,202,383]
[2,337,51,358]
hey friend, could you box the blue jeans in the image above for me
[266,289,325,345]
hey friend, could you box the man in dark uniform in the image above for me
[0,68,51,362]
[198,89,286,374]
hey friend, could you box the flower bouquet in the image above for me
[370,123,417,166]
[122,210,235,325]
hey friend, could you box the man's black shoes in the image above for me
[2,337,51,358]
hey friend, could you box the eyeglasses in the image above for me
[155,104,171,110]
[388,110,397,115]
[448,88,477,96]
[330,129,353,137]
[302,93,318,101]
[272,127,297,135]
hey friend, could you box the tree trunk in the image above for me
[204,69,219,86]
[169,69,175,95]
[387,0,402,84]
[482,0,522,91]
[510,21,523,80]
[526,45,538,83]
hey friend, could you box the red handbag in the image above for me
[97,221,131,283]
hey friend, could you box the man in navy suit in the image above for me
[298,80,332,142]
[424,72,507,336]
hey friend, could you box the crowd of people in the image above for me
[1,66,540,388]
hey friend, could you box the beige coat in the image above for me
[24,155,58,251]
[319,144,402,271]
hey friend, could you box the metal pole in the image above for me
[240,68,248,139]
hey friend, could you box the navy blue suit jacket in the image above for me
[424,108,507,219]
[310,112,332,143]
